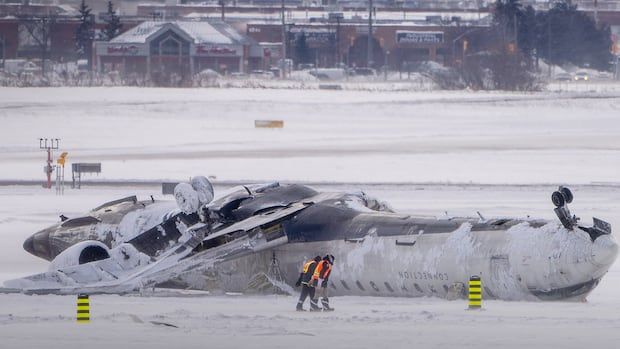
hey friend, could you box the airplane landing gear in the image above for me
[552,186,613,241]
[552,186,579,230]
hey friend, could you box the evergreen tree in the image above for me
[493,0,613,70]
[493,0,522,44]
[533,1,611,70]
[75,0,94,67]
[517,5,538,59]
[103,1,122,41]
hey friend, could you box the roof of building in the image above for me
[110,20,252,45]
[183,10,489,23]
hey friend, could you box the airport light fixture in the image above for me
[39,138,60,189]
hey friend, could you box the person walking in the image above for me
[311,254,335,311]
[295,255,322,311]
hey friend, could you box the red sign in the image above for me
[196,45,238,56]
[106,45,140,55]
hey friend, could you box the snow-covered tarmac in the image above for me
[1,87,619,184]
[1,87,620,348]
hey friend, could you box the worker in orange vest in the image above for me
[311,254,335,311]
[295,255,322,311]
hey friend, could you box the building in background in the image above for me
[94,20,261,84]
[248,17,489,69]
[1,0,620,75]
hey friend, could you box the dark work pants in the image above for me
[297,284,318,310]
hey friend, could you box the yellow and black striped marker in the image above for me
[468,276,482,310]
[76,294,90,323]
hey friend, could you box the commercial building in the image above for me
[94,20,261,83]
[247,21,488,69]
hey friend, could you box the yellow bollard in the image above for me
[76,294,90,323]
[468,276,482,310]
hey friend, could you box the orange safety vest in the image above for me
[312,260,332,281]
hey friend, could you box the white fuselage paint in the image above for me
[207,222,618,301]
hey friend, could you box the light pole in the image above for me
[329,12,344,67]
[39,138,60,189]
[219,0,225,20]
[280,0,287,78]
[0,34,5,70]
[367,0,373,68]
[384,50,389,80]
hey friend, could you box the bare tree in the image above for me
[17,15,56,76]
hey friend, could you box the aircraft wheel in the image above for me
[174,183,200,214]
[560,187,573,204]
[552,191,565,207]
[191,176,214,205]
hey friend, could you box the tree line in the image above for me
[496,0,613,71]
[15,0,122,73]
[75,0,123,68]
[457,0,614,90]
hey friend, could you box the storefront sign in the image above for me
[288,27,336,47]
[194,44,241,56]
[99,44,146,56]
[396,31,444,44]
[289,28,335,44]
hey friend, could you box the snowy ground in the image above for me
[1,184,620,348]
[1,87,620,185]
[1,86,620,347]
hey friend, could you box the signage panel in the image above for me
[396,31,444,44]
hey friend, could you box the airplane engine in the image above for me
[48,240,110,271]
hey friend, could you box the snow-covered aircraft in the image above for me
[6,178,617,301]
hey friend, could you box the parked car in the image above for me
[555,73,572,81]
[353,67,376,76]
[229,72,248,79]
[308,68,347,80]
[297,63,315,70]
[574,71,589,81]
[250,70,275,79]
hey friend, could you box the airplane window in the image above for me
[355,280,366,291]
[413,283,423,293]
[369,281,380,292]
[384,282,394,292]
[340,280,350,290]
[61,216,101,228]
[443,285,449,293]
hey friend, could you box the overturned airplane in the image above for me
[6,178,617,301]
